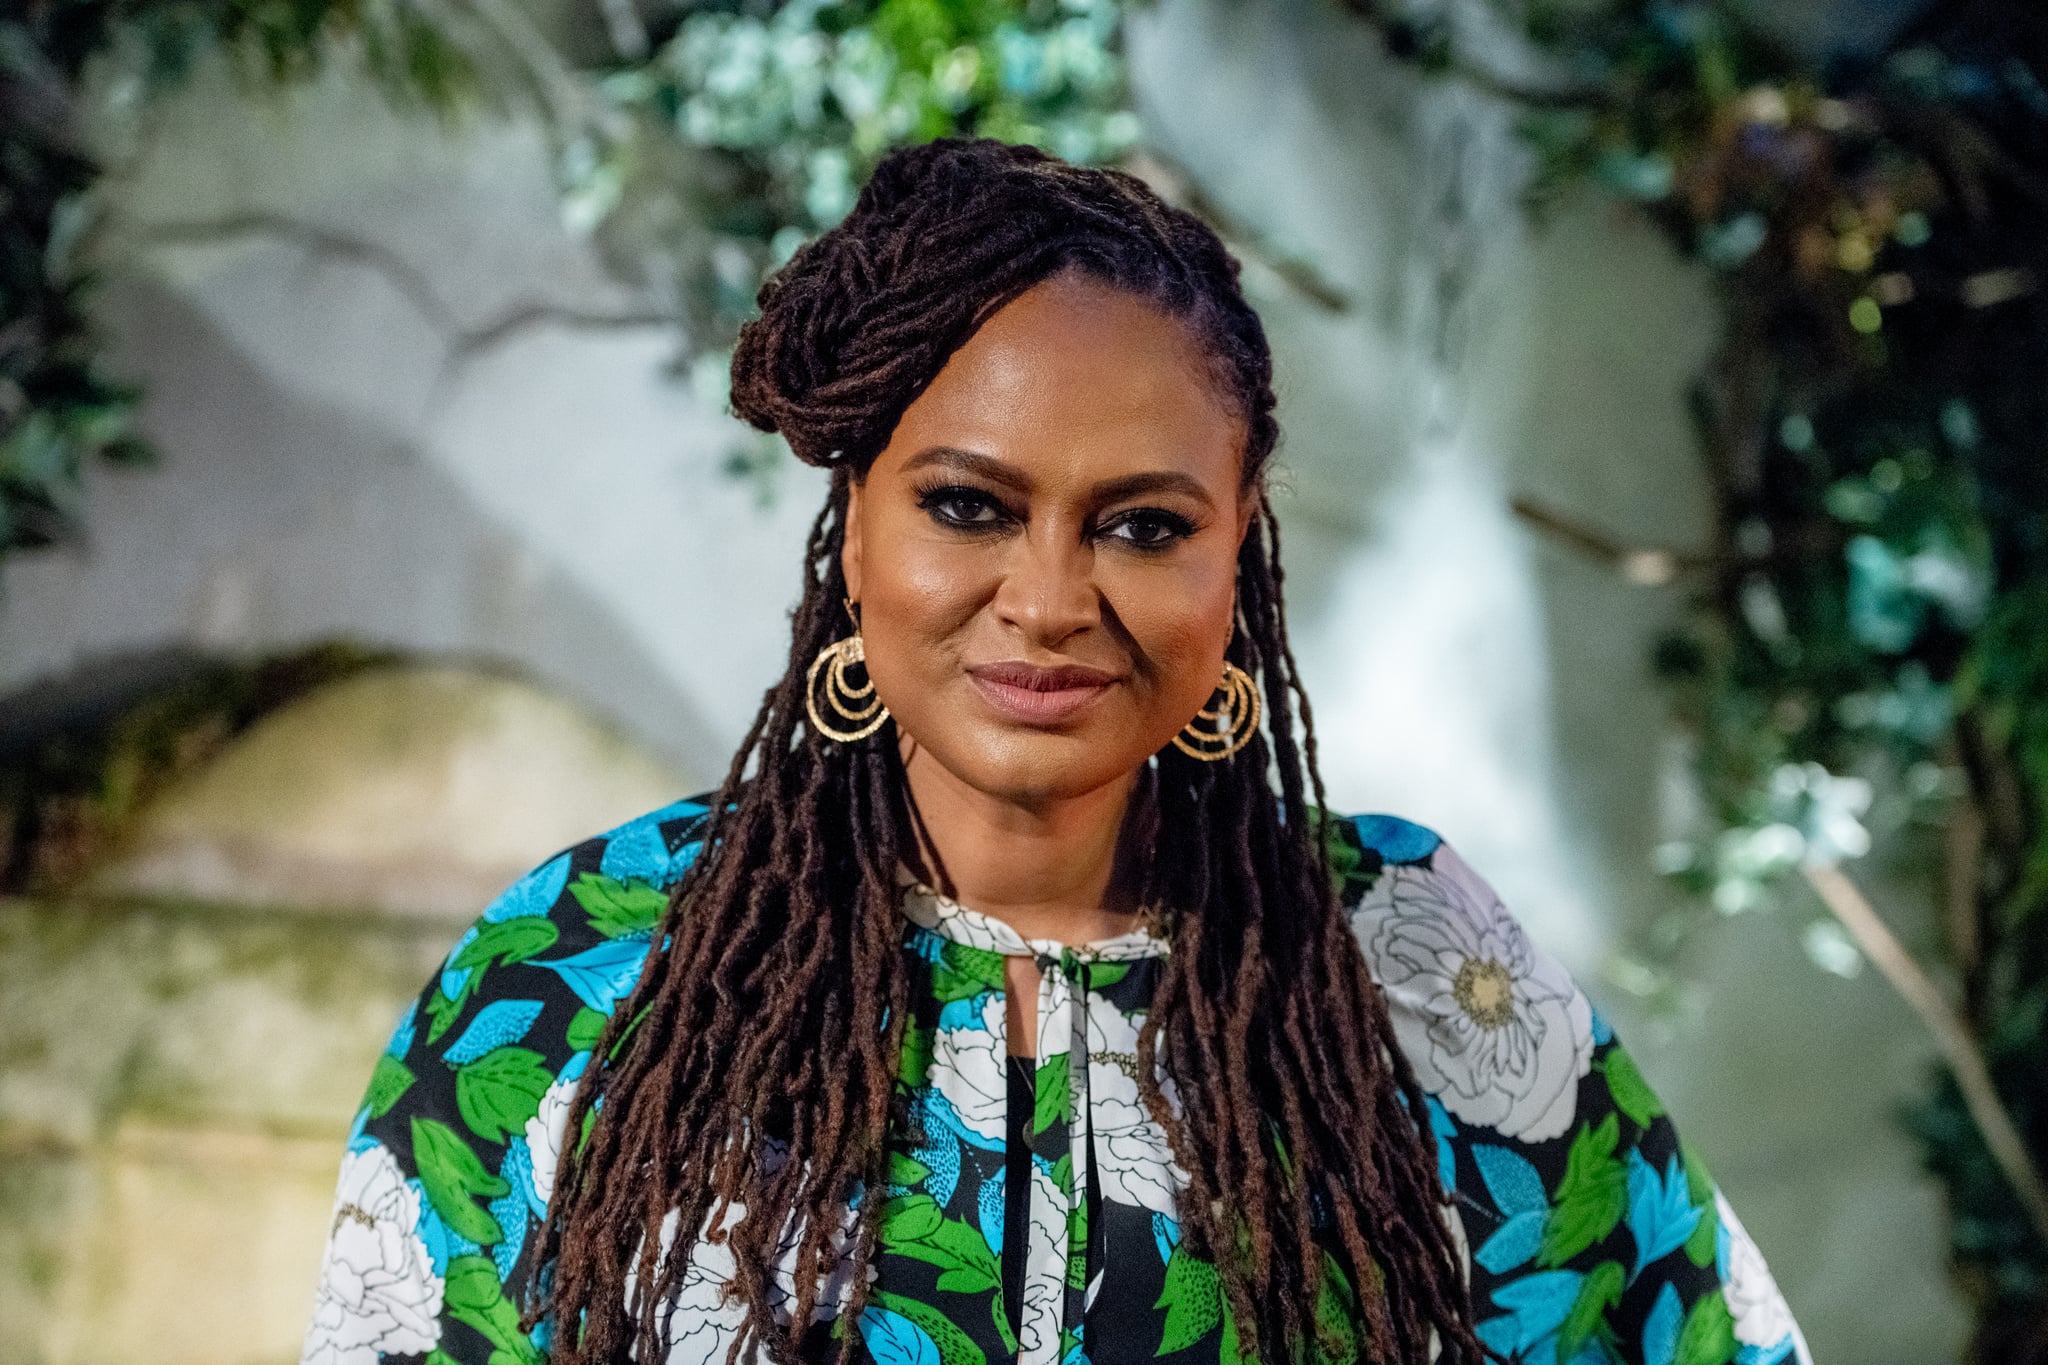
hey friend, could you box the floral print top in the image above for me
[301,795,1813,1365]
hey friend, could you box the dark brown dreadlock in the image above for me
[524,136,1484,1365]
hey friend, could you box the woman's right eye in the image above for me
[919,486,1009,529]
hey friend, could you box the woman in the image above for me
[301,138,1810,1365]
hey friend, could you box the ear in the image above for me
[841,474,865,605]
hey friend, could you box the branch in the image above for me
[140,211,466,335]
[1121,150,1355,313]
[1325,0,1606,110]
[1802,860,2048,1248]
[1508,495,1706,584]
[134,212,676,383]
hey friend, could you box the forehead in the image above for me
[879,272,1244,482]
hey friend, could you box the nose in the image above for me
[992,530,1100,649]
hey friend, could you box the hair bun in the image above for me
[727,136,1274,480]
[853,137,1053,221]
[729,139,1053,469]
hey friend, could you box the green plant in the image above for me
[1345,0,2048,1353]
[0,0,1138,555]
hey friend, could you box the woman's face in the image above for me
[842,269,1256,807]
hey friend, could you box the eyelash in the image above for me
[912,483,1197,550]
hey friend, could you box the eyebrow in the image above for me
[900,445,1218,508]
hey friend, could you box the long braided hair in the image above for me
[525,136,1483,1365]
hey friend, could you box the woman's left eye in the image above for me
[1100,510,1196,547]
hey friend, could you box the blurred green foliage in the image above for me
[576,0,1139,474]
[1354,0,2048,1351]
[0,0,1135,565]
[3,0,487,568]
[0,639,391,893]
[582,0,1136,323]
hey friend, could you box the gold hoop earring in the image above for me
[1171,661,1260,761]
[806,601,890,743]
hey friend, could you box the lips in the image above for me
[966,660,1122,726]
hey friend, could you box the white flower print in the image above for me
[301,1143,443,1365]
[1443,1197,1470,1288]
[931,990,1008,1146]
[1349,844,1594,1142]
[636,1207,744,1365]
[525,1067,580,1212]
[1020,1158,1068,1365]
[1082,992,1187,1217]
[1716,1190,1812,1362]
[1425,1201,1471,1364]
[629,1156,865,1364]
[898,880,1022,955]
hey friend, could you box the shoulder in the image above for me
[423,792,720,1043]
[1325,808,1530,941]
[1325,810,1814,1365]
[304,794,720,1364]
[1325,809,1602,1146]
[377,786,720,1124]
[418,794,717,1035]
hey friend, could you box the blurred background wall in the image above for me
[0,0,1972,1359]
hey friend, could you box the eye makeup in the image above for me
[913,481,1016,531]
[911,479,1200,551]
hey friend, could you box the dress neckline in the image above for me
[895,873,1169,962]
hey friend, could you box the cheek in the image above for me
[853,531,993,694]
[1113,557,1240,697]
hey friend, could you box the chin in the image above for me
[943,727,1144,805]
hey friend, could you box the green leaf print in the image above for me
[1673,1289,1737,1365]
[365,1054,415,1118]
[565,1006,607,1052]
[1067,1193,1088,1289]
[455,1046,553,1144]
[1086,961,1131,990]
[1034,1051,1071,1135]
[931,944,1006,1003]
[1155,1244,1223,1354]
[1220,1287,1257,1365]
[991,1297,1019,1354]
[425,985,469,1045]
[899,1020,935,1087]
[431,920,561,1045]
[888,1152,932,1188]
[576,1104,597,1157]
[1599,1049,1666,1129]
[929,1219,1001,1294]
[1308,1252,1358,1365]
[881,1193,946,1244]
[445,1253,543,1364]
[1682,1144,1720,1268]
[1540,1114,1628,1266]
[874,1290,988,1365]
[880,1195,1000,1293]
[1557,1260,1624,1362]
[412,1116,508,1244]
[568,872,667,939]
[454,918,560,971]
[1685,1191,1720,1268]
[1317,809,1364,890]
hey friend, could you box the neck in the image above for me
[900,744,1150,945]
